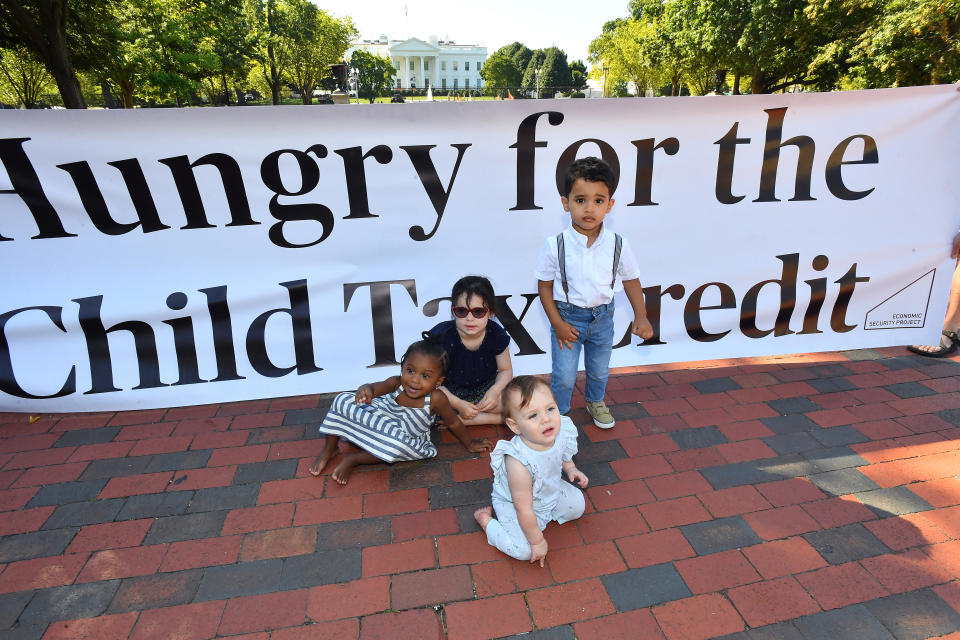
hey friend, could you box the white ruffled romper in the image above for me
[484,416,586,560]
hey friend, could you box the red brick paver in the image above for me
[4,348,960,639]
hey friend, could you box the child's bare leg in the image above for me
[309,435,340,477]
[331,450,381,485]
[474,506,494,529]
[461,410,504,426]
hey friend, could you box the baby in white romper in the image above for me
[474,375,589,566]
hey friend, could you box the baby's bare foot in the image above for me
[474,506,494,530]
[308,446,336,477]
[331,454,362,485]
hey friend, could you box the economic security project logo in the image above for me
[864,269,935,330]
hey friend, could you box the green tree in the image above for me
[0,0,85,107]
[610,78,630,96]
[0,44,54,106]
[247,0,296,105]
[349,48,395,103]
[808,0,959,87]
[286,1,355,104]
[504,42,534,77]
[204,0,257,105]
[479,50,521,95]
[76,0,227,107]
[520,49,546,95]
[591,18,669,96]
[539,47,572,96]
[569,59,588,91]
[75,1,146,108]
[137,0,220,105]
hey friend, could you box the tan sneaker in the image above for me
[586,401,615,429]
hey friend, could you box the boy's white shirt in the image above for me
[534,224,641,308]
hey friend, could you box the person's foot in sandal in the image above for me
[907,330,960,358]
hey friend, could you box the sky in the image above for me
[310,0,632,67]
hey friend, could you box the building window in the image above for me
[424,60,430,71]
[442,78,446,89]
[465,61,470,71]
[465,78,470,89]
[397,78,402,88]
[453,61,458,71]
[409,60,414,71]
[441,61,446,71]
[453,78,458,89]
[477,61,482,72]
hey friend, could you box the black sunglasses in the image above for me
[452,306,489,319]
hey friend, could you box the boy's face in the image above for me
[561,178,614,236]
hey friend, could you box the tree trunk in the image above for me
[301,85,312,104]
[732,73,741,95]
[222,73,231,106]
[46,48,84,107]
[118,78,134,109]
[268,44,281,104]
[751,67,765,95]
[3,0,87,107]
[100,82,118,108]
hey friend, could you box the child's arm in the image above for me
[562,459,589,488]
[538,280,579,350]
[430,390,494,452]
[475,348,514,414]
[355,376,402,404]
[505,455,548,566]
[622,279,654,340]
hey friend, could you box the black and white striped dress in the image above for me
[317,388,437,463]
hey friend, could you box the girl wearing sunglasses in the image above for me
[428,275,514,425]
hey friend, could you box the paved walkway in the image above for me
[3,347,960,639]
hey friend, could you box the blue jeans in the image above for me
[550,301,615,414]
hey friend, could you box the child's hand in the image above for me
[553,320,579,350]
[467,438,494,453]
[567,467,589,488]
[476,389,499,413]
[459,402,480,420]
[529,538,548,567]
[355,384,374,404]
[632,316,654,340]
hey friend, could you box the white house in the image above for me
[346,35,487,92]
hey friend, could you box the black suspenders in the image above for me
[556,232,622,305]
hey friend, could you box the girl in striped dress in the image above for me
[309,336,494,485]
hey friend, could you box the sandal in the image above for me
[907,330,960,358]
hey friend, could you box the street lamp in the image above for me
[534,67,542,99]
[602,65,609,98]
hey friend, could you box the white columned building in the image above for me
[345,35,487,92]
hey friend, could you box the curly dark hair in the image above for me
[400,332,449,376]
[562,156,614,197]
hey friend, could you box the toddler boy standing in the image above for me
[534,157,654,429]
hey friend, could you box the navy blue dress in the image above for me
[429,320,511,403]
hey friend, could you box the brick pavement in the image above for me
[3,347,960,639]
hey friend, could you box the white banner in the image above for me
[1,85,958,411]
